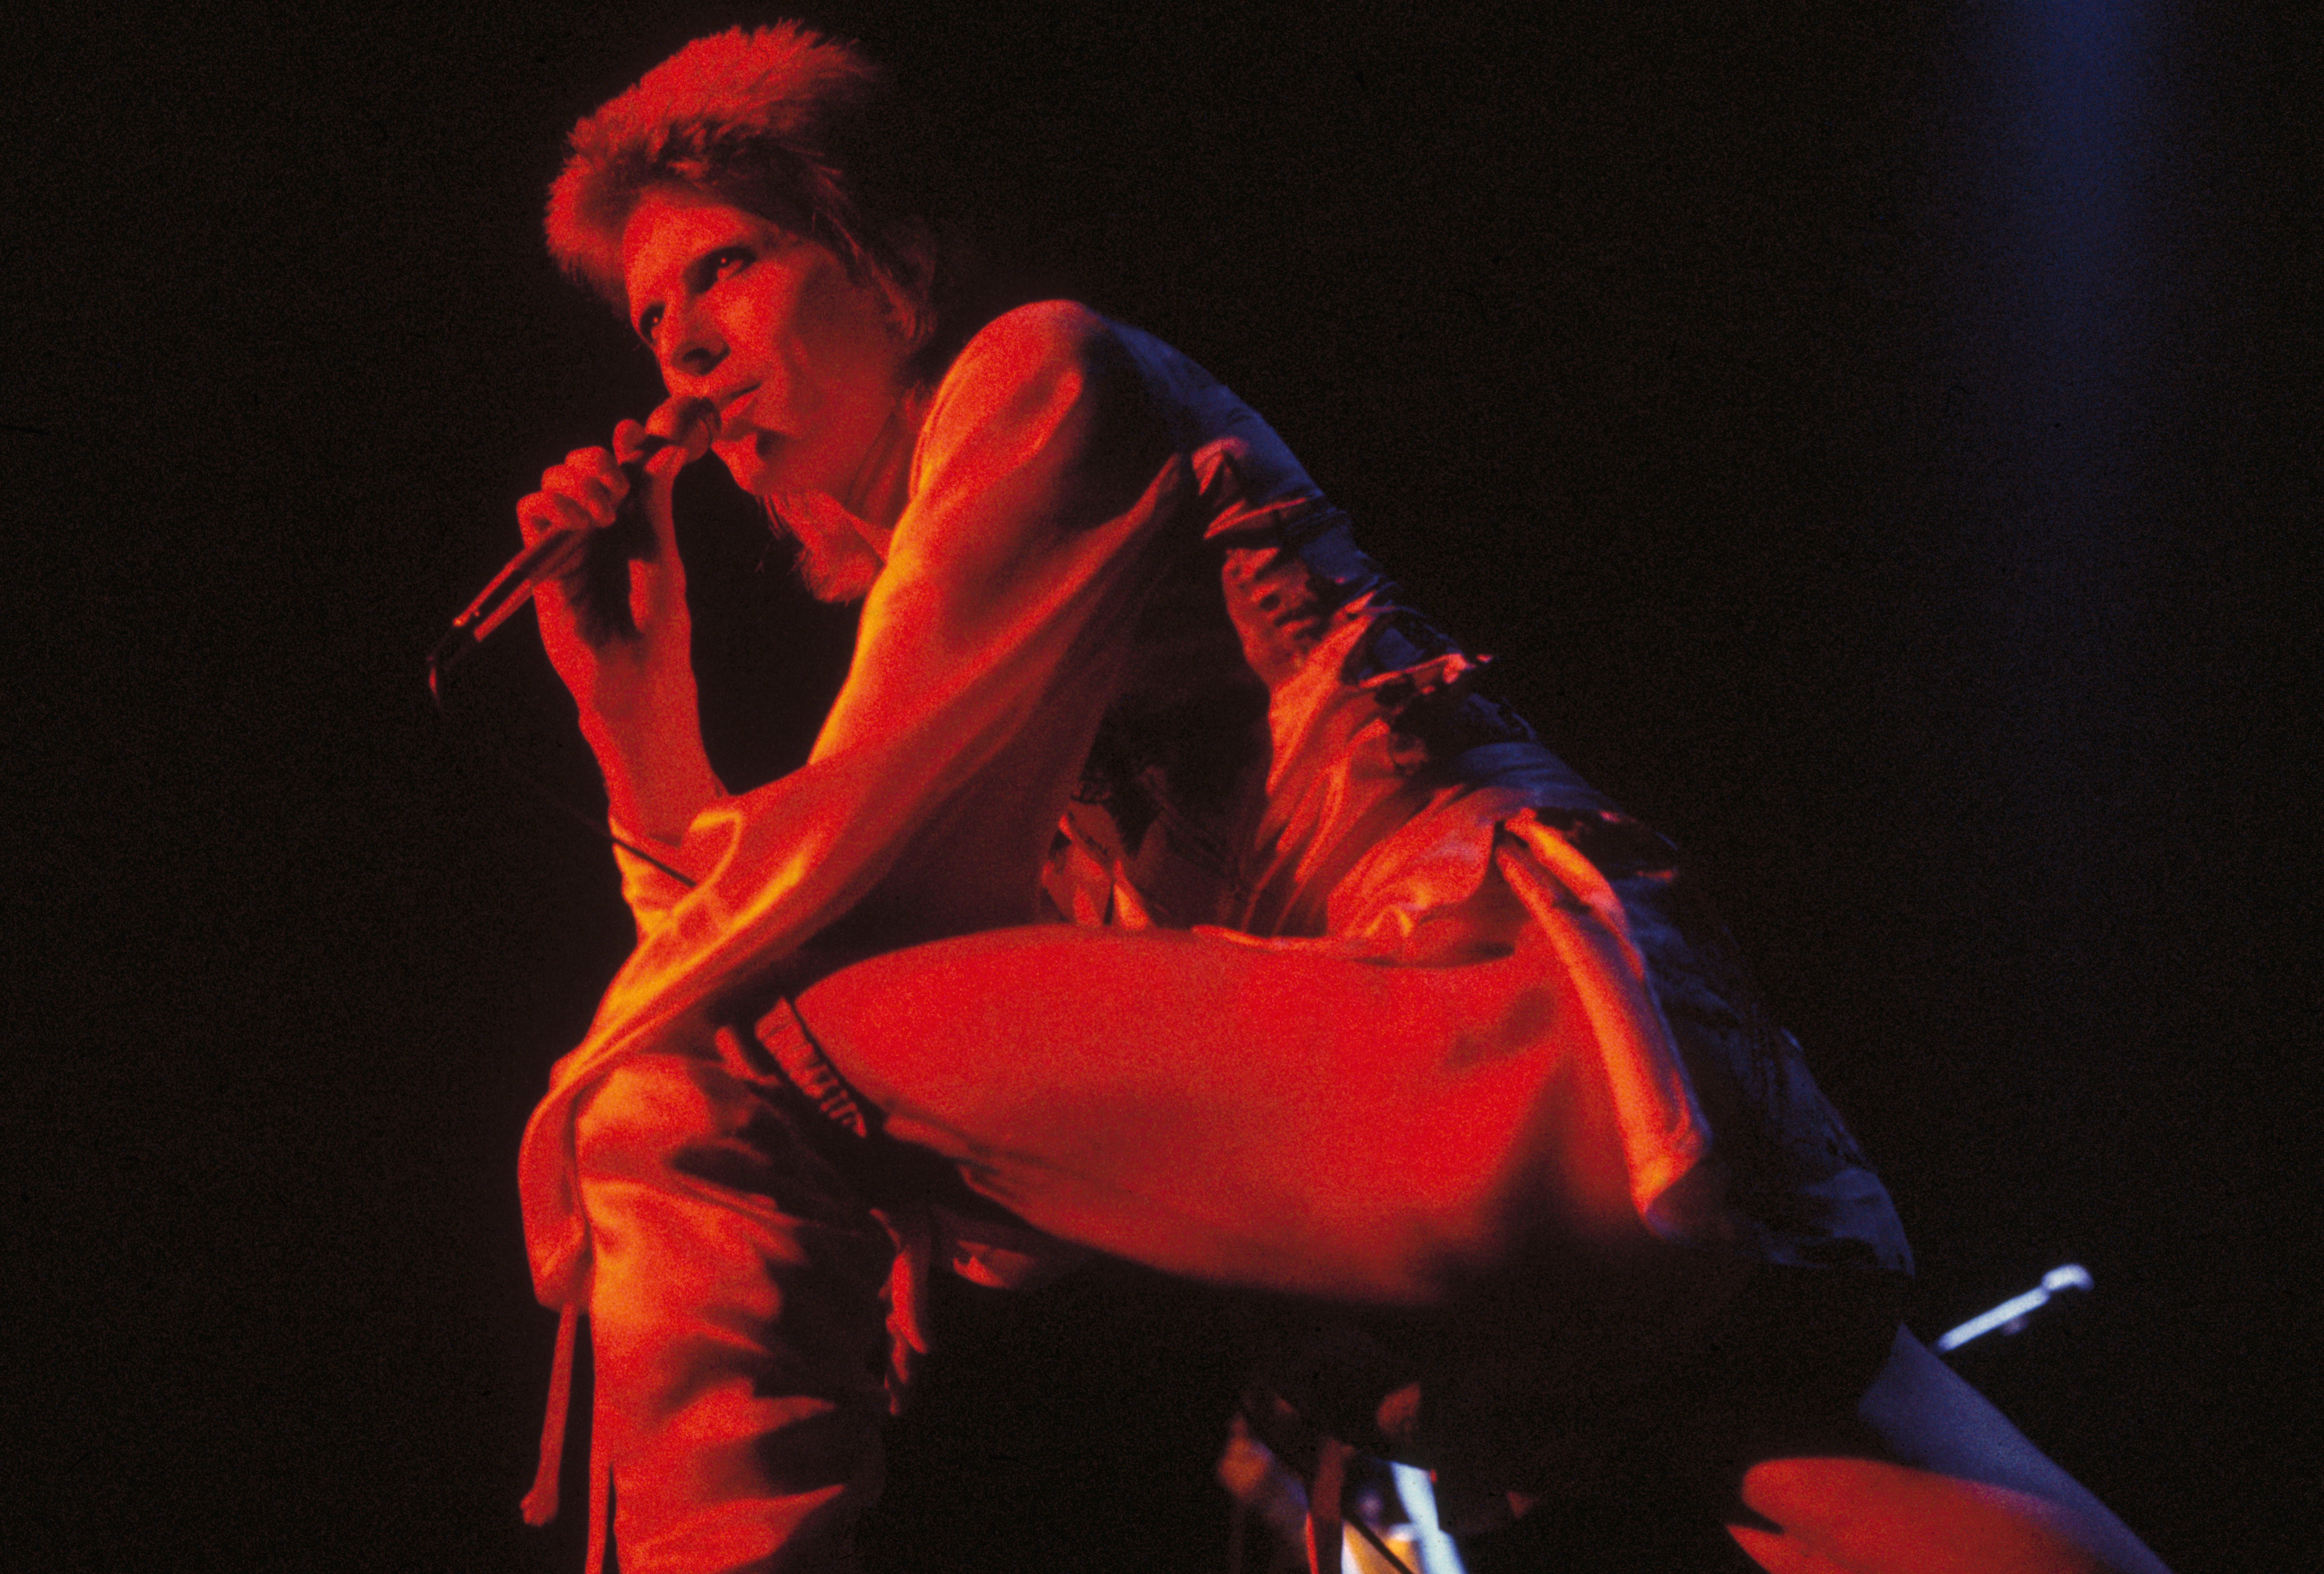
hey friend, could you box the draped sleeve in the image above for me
[521,302,1191,1308]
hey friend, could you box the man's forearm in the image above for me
[583,696,726,861]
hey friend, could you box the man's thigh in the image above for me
[788,921,1645,1306]
[1712,1329,2172,1574]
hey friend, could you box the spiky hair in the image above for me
[545,24,934,335]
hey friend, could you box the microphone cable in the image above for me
[427,611,701,892]
[430,404,717,890]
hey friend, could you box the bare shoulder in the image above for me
[920,301,1168,485]
[940,301,1148,406]
[959,299,1121,364]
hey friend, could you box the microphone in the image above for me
[428,398,715,699]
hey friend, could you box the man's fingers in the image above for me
[568,445,629,493]
[606,424,690,576]
[615,400,717,469]
[629,557,662,635]
[549,460,624,515]
[518,447,628,545]
[517,485,601,546]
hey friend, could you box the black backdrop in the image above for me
[7,3,2314,1569]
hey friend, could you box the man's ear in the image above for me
[882,217,939,348]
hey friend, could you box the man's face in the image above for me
[620,185,913,599]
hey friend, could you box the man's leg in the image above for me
[788,926,2173,1574]
[1714,1328,2171,1574]
[787,921,1651,1308]
[573,1048,898,1573]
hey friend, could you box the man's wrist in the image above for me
[586,727,723,850]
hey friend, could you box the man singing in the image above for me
[498,23,2169,1574]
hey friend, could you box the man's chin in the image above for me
[765,489,883,605]
[793,543,880,605]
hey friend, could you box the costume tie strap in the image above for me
[521,1301,579,1526]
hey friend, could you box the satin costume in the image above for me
[516,301,1910,1570]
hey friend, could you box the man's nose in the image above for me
[661,305,726,380]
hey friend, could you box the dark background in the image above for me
[6,2,2314,1569]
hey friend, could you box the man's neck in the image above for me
[838,381,932,542]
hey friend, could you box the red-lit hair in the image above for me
[546,23,943,350]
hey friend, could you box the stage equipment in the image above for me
[1935,1264,2094,1353]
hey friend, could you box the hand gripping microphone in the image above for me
[428,397,716,700]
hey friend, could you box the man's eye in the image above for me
[710,248,752,281]
[635,307,662,346]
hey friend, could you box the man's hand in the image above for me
[514,399,724,849]
[516,400,707,720]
